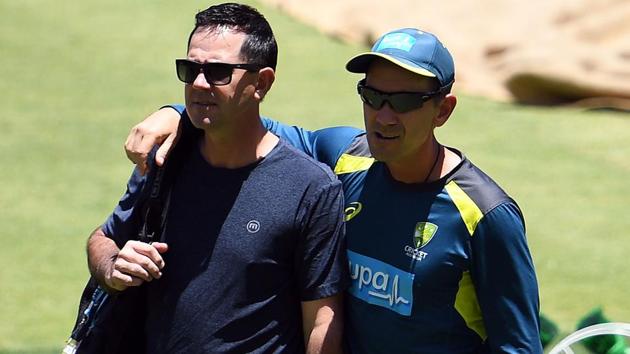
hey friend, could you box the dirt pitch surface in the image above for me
[262,0,630,110]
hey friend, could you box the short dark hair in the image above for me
[187,3,278,70]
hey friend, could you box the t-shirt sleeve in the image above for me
[470,202,543,353]
[294,178,348,301]
[101,166,148,249]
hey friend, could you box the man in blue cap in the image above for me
[125,26,542,353]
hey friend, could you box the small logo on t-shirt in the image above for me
[403,222,437,261]
[344,202,363,221]
[413,222,438,248]
[246,220,261,233]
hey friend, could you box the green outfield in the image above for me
[0,0,628,352]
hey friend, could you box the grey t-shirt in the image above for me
[103,139,347,353]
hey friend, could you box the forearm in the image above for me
[86,227,120,292]
[303,299,344,354]
[305,315,343,353]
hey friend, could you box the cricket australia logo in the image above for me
[404,222,438,261]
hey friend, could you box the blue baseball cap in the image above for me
[346,28,455,88]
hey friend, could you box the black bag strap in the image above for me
[137,161,170,244]
[139,110,199,244]
[137,127,192,244]
[68,136,191,345]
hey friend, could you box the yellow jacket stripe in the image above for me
[454,271,487,340]
[334,154,375,175]
[445,181,484,236]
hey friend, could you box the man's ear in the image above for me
[434,94,457,128]
[254,67,275,101]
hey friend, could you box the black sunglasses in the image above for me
[356,79,443,113]
[175,59,262,86]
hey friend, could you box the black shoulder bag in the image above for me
[63,144,185,354]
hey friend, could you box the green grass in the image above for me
[1,0,628,352]
[440,99,630,330]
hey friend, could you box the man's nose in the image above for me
[374,102,399,125]
[192,72,212,90]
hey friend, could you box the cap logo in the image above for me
[374,33,416,53]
